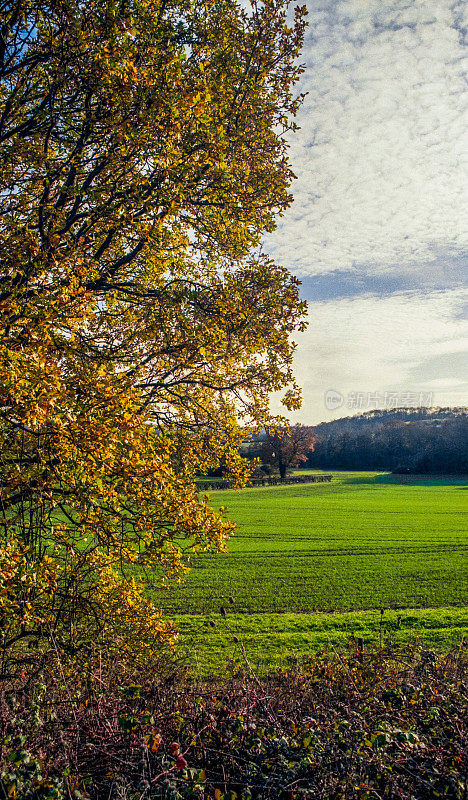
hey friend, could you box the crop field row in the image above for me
[149,472,468,673]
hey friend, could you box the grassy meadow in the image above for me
[151,471,468,674]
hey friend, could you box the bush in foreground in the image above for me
[1,643,466,799]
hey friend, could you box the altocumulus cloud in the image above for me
[266,0,467,277]
[263,0,468,421]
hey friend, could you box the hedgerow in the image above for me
[1,642,466,799]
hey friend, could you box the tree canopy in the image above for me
[307,408,468,473]
[0,0,307,679]
[260,424,315,479]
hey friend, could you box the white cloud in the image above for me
[279,288,468,423]
[265,0,468,278]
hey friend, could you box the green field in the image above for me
[151,472,468,674]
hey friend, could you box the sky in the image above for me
[264,0,468,424]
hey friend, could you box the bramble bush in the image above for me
[0,642,466,799]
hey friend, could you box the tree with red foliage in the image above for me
[261,424,315,479]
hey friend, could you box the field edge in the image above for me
[172,605,468,676]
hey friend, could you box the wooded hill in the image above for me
[306,407,468,473]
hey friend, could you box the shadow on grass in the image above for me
[342,473,468,487]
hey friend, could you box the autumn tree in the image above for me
[261,424,315,479]
[0,0,307,680]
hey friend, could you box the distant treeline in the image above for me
[306,407,468,473]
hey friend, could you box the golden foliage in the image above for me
[0,0,307,676]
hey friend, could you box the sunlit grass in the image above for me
[148,471,468,673]
[174,606,468,676]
